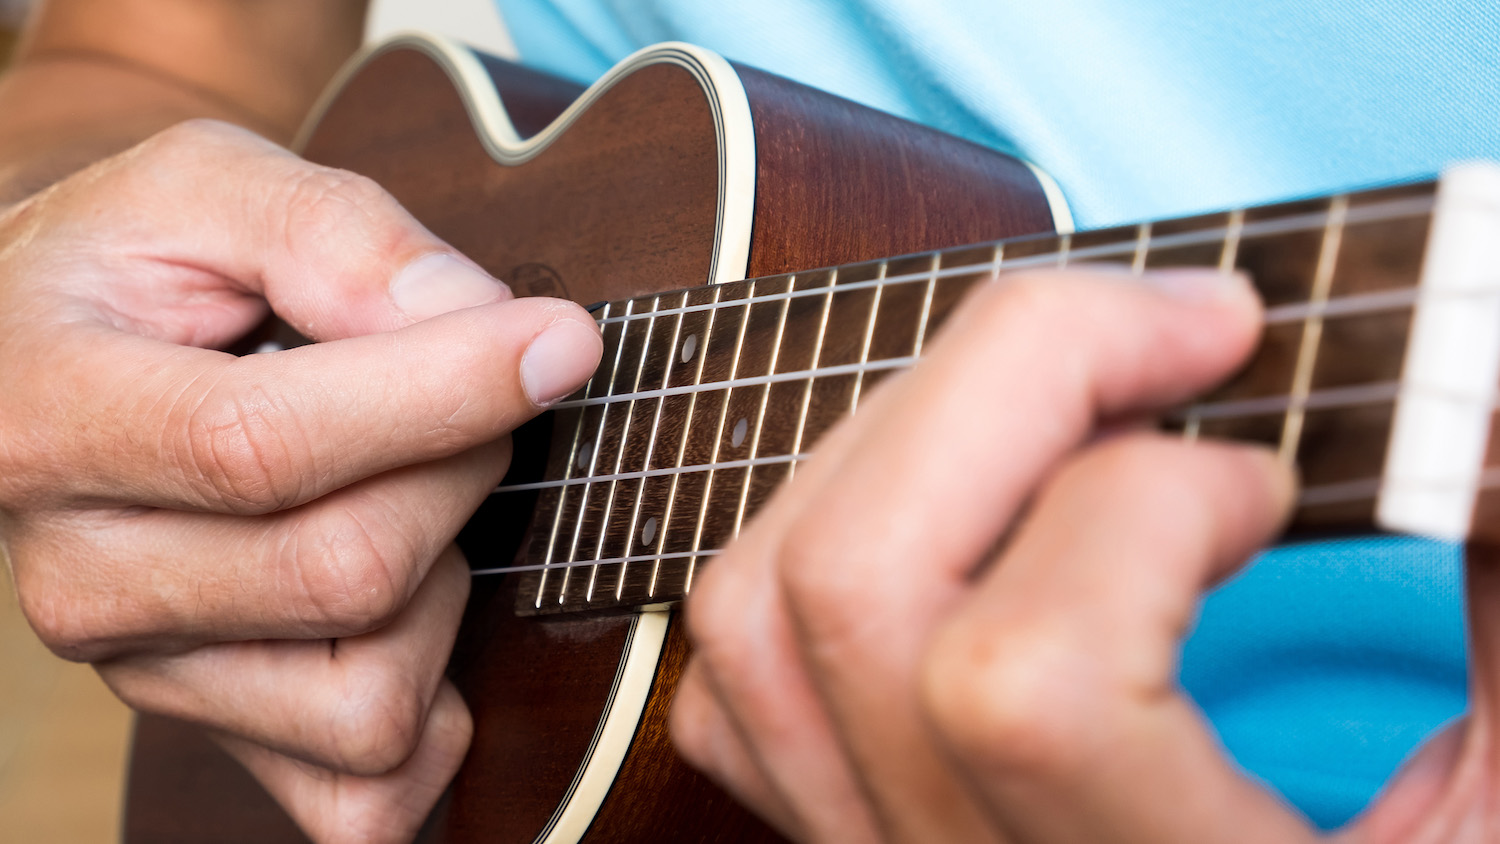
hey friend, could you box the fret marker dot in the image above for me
[681,334,698,363]
[732,417,749,448]
[641,517,658,547]
[577,441,593,471]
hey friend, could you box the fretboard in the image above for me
[497,171,1500,616]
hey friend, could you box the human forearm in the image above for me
[0,0,367,203]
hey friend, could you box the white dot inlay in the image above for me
[681,334,699,363]
[732,417,749,448]
[641,517,658,547]
[577,441,593,471]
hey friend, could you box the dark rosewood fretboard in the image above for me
[497,179,1443,615]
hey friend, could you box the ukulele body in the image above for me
[123,34,1061,843]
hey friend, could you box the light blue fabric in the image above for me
[491,0,1491,827]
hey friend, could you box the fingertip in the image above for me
[1140,267,1259,309]
[520,314,604,407]
[1238,442,1300,534]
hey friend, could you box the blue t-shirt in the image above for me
[491,0,1498,828]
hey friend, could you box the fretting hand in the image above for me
[0,120,602,843]
[674,262,1500,843]
[671,267,1320,842]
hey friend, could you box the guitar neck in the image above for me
[505,165,1500,616]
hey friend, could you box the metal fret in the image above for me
[787,273,837,483]
[614,292,688,600]
[911,252,944,356]
[584,295,663,602]
[532,301,617,610]
[650,285,724,597]
[557,298,642,606]
[731,276,795,538]
[684,290,755,595]
[848,261,888,414]
[1280,196,1349,463]
[1132,223,1152,275]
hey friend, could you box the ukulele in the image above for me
[122,32,1500,843]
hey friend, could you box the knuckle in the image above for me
[283,503,413,635]
[774,514,870,648]
[133,121,276,181]
[174,375,309,513]
[12,564,118,662]
[327,670,427,775]
[15,574,94,659]
[682,570,737,657]
[921,618,1099,782]
[281,167,397,244]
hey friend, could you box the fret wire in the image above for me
[1057,233,1072,268]
[586,294,662,602]
[1219,208,1245,274]
[1131,223,1151,275]
[586,191,1433,330]
[1185,210,1248,443]
[787,272,837,483]
[558,298,640,605]
[684,289,756,596]
[911,251,948,356]
[651,284,724,597]
[732,277,795,539]
[533,300,614,610]
[617,291,687,600]
[1279,195,1348,464]
[849,261,889,413]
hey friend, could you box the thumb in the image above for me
[35,119,510,345]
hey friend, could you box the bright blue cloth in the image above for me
[492,0,1492,827]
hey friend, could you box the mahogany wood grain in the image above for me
[124,40,1056,844]
[735,65,1055,278]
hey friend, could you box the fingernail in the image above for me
[521,319,603,406]
[391,253,511,322]
[1141,267,1255,303]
